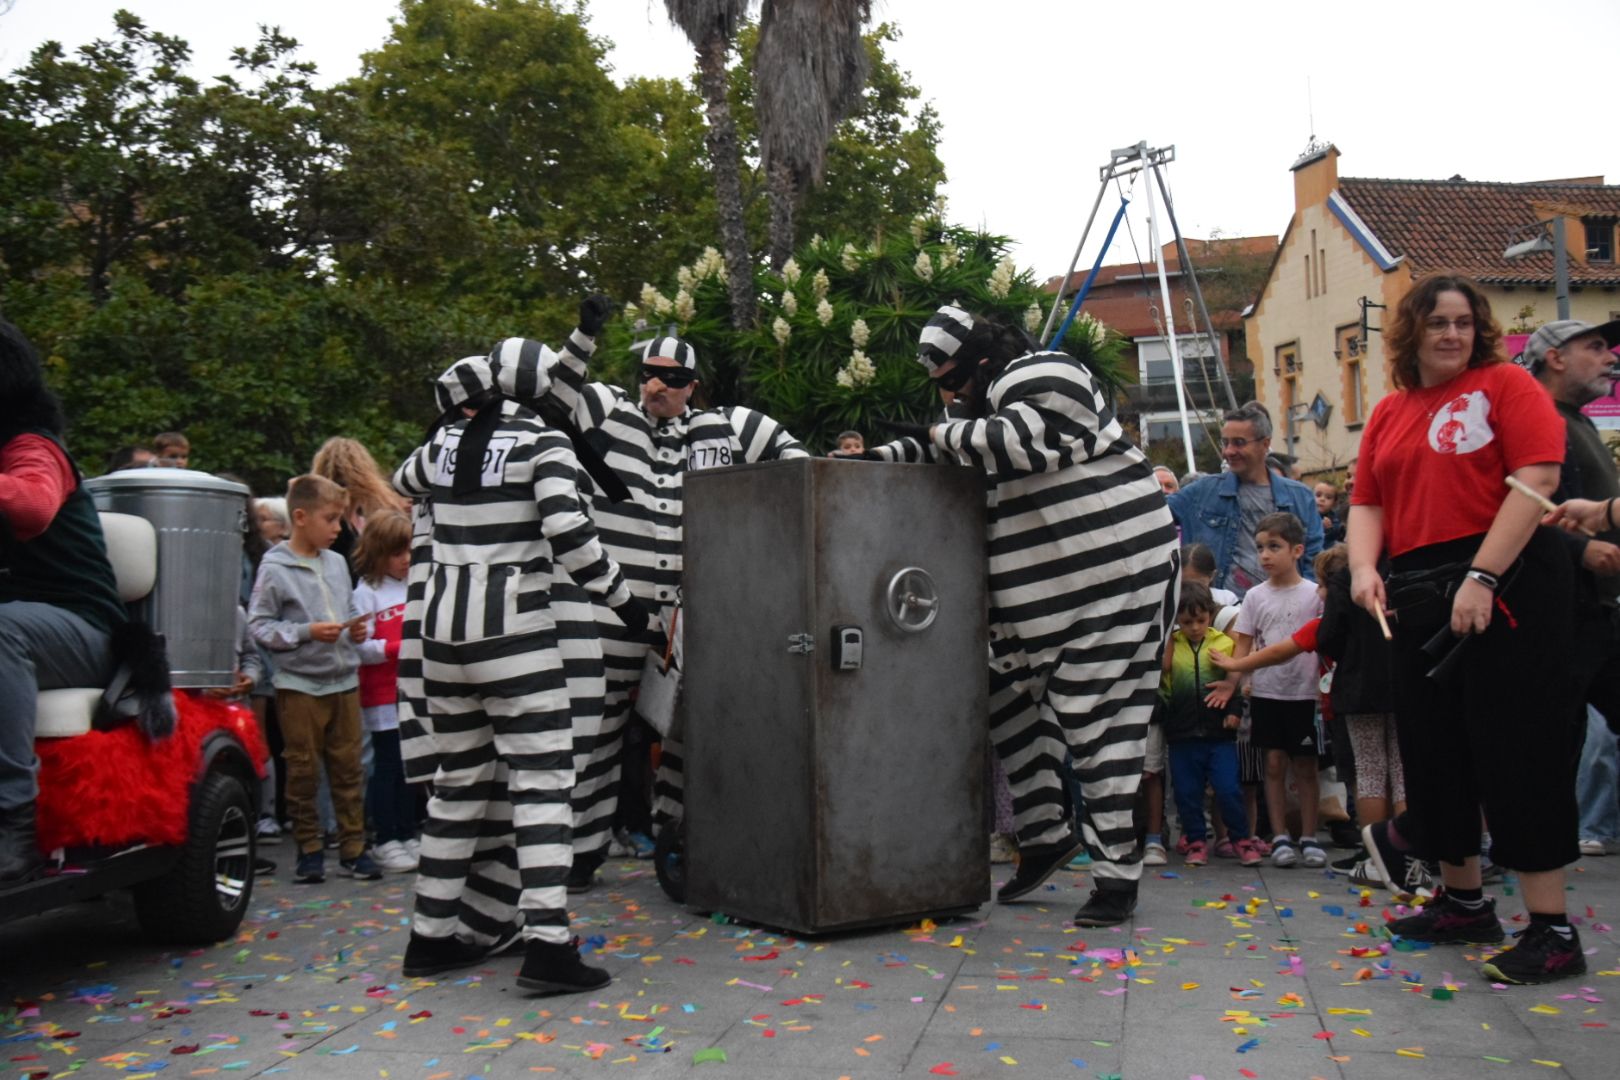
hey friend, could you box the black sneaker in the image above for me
[1383,892,1504,945]
[294,851,325,884]
[565,861,597,895]
[1073,879,1138,927]
[997,830,1086,903]
[338,853,383,880]
[402,932,489,978]
[1328,820,1362,849]
[1481,923,1586,985]
[1331,849,1366,875]
[254,856,277,877]
[1361,821,1412,896]
[516,938,612,995]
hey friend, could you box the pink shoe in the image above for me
[1185,840,1208,867]
[1213,838,1238,859]
[1175,834,1191,856]
[1252,837,1273,856]
[1236,838,1263,867]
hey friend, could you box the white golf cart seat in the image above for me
[34,512,158,739]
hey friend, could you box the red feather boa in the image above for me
[34,692,269,852]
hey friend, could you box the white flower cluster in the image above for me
[692,246,725,281]
[850,317,869,348]
[811,268,830,299]
[675,289,696,324]
[1082,314,1108,348]
[772,316,792,346]
[939,243,960,270]
[1024,302,1043,333]
[836,349,876,389]
[781,257,801,285]
[914,250,934,282]
[987,257,1015,299]
[809,234,823,249]
[676,265,695,291]
[624,301,639,320]
[782,291,799,317]
[909,217,927,244]
[816,298,834,326]
[640,282,673,317]
[841,243,861,271]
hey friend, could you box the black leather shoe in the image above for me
[0,802,45,883]
[997,830,1085,903]
[517,938,612,995]
[402,932,489,977]
[1073,878,1139,927]
[565,860,597,895]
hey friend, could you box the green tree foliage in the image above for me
[587,213,1127,452]
[0,2,947,485]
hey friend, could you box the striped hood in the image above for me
[487,337,560,402]
[433,355,501,412]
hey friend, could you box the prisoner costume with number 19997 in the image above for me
[890,348,1179,884]
[392,356,643,946]
[489,331,807,830]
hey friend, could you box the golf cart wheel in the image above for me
[654,819,687,904]
[134,769,255,943]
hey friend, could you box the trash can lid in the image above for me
[86,467,251,498]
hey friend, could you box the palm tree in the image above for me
[755,0,871,269]
[662,0,756,329]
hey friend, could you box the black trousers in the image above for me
[1386,530,1581,873]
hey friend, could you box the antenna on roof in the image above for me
[1307,77,1315,142]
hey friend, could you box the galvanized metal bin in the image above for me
[682,457,989,934]
[87,468,250,688]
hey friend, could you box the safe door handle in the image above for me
[886,567,939,633]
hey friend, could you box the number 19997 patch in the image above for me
[436,431,519,488]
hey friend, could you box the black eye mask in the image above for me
[931,358,977,392]
[641,364,696,388]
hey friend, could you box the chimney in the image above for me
[1290,140,1339,211]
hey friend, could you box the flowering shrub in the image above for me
[601,221,1124,451]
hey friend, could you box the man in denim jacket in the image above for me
[1166,403,1323,597]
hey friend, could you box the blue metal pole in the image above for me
[1046,198,1130,351]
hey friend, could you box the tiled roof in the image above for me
[1336,177,1620,286]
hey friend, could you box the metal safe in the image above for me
[682,457,989,934]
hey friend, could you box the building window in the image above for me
[1335,323,1364,425]
[1304,252,1313,299]
[1587,218,1616,263]
[1276,342,1299,420]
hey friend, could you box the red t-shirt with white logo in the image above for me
[1352,362,1564,558]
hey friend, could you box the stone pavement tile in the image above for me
[1121,1037,1340,1079]
[932,980,1120,1040]
[701,1003,932,1073]
[1334,1048,1577,1078]
[900,1033,1124,1078]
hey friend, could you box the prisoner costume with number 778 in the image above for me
[489,331,807,833]
[884,317,1179,885]
[392,356,646,946]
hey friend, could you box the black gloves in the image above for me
[579,293,614,337]
[829,448,885,461]
[874,417,932,442]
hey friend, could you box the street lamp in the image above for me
[1503,218,1570,320]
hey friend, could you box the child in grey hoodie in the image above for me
[249,474,379,883]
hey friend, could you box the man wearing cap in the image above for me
[1522,319,1620,856]
[875,304,1180,927]
[391,353,652,993]
[487,297,808,875]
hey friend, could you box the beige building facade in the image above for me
[1246,145,1620,476]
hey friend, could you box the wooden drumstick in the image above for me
[1506,474,1596,537]
[1373,605,1392,642]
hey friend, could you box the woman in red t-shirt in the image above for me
[1348,274,1582,986]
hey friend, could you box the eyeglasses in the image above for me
[1423,316,1475,335]
[640,364,696,388]
[1221,437,1261,449]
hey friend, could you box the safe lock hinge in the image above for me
[787,632,816,655]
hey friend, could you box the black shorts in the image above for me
[1248,697,1320,757]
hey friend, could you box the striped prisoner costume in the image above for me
[488,332,807,830]
[392,356,643,945]
[886,348,1179,883]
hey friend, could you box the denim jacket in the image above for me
[1166,471,1324,594]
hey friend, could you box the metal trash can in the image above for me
[87,468,250,688]
[682,457,989,934]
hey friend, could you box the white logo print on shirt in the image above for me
[1427,390,1494,455]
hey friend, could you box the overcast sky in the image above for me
[6,0,1617,285]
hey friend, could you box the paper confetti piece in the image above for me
[692,1048,727,1065]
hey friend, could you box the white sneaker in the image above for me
[1300,841,1328,868]
[405,838,421,861]
[1142,841,1168,866]
[1271,837,1299,868]
[372,840,418,873]
[256,816,282,843]
[1579,838,1612,857]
